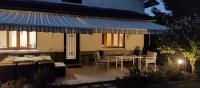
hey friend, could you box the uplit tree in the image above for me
[146,0,200,73]
[157,14,200,73]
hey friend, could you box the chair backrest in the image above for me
[94,51,101,62]
[147,51,157,58]
[133,50,143,56]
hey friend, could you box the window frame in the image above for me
[0,31,37,50]
[102,33,125,48]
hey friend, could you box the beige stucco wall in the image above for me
[80,33,144,51]
[80,33,102,51]
[37,33,145,52]
[125,34,144,50]
[37,32,64,52]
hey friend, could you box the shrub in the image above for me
[115,60,194,88]
[115,68,151,88]
[195,59,200,78]
[146,71,165,84]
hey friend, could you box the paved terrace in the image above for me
[53,65,129,85]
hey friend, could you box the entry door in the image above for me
[66,34,76,60]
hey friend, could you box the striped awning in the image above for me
[0,9,167,34]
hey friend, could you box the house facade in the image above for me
[0,0,166,66]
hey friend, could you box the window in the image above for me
[62,0,82,4]
[102,33,125,48]
[0,31,37,49]
[0,31,7,48]
[9,31,17,48]
[29,32,37,48]
[20,31,28,48]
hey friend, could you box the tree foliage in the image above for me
[146,0,200,17]
[157,15,200,72]
[163,0,200,17]
[147,0,200,72]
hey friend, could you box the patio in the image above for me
[0,50,157,83]
[53,64,129,85]
[53,58,158,86]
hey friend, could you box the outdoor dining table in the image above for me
[2,55,52,79]
[108,55,145,70]
[12,56,52,64]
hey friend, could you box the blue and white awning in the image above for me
[0,9,167,34]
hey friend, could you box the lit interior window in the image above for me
[0,31,7,48]
[103,33,124,48]
[9,31,17,48]
[113,34,119,46]
[20,31,28,48]
[29,32,36,48]
[0,31,37,49]
[119,34,124,47]
[106,33,112,46]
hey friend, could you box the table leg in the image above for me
[116,58,118,69]
[121,58,123,70]
[139,58,141,70]
[14,63,18,80]
[132,58,134,67]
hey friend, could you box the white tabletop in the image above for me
[0,55,52,64]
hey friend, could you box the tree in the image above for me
[157,15,200,73]
[144,0,159,8]
[182,40,200,73]
[146,0,200,73]
[151,7,171,25]
[146,0,200,17]
[163,0,200,17]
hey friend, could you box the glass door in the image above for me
[66,34,77,60]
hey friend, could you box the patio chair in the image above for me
[144,51,157,71]
[35,60,55,82]
[94,51,111,70]
[37,60,54,69]
[15,61,35,78]
[0,65,15,81]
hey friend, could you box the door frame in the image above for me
[64,33,80,66]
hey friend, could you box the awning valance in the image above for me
[0,9,167,34]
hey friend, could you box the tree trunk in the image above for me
[191,62,195,73]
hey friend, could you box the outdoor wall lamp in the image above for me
[177,59,184,65]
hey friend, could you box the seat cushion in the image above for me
[55,62,66,68]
